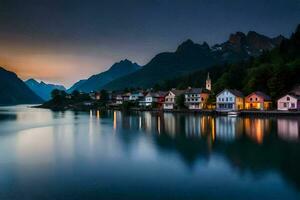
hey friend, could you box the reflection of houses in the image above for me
[277,118,299,141]
[184,116,213,138]
[162,113,177,137]
[244,118,270,144]
[163,89,186,110]
[215,117,243,141]
[184,88,210,110]
[245,91,272,110]
[216,89,244,111]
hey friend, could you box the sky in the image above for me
[0,0,299,88]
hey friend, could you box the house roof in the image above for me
[169,89,186,96]
[131,91,143,95]
[185,87,209,94]
[146,91,168,97]
[217,89,244,98]
[277,85,300,100]
[278,93,300,101]
[247,91,271,101]
[122,92,131,97]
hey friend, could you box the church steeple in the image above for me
[206,72,211,91]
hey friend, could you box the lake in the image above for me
[0,105,299,200]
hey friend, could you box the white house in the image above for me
[277,94,300,111]
[115,94,123,105]
[216,89,244,111]
[163,90,185,110]
[129,91,144,101]
[184,88,210,110]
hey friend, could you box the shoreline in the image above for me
[36,104,300,116]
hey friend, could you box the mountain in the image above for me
[0,67,43,105]
[102,31,284,90]
[67,79,87,93]
[212,31,285,60]
[25,79,66,101]
[68,59,140,92]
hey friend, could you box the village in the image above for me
[80,73,300,115]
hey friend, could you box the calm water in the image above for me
[0,105,299,200]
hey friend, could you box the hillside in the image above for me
[0,68,43,105]
[69,59,140,93]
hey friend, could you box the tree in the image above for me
[176,94,186,109]
[72,90,80,98]
[100,90,109,102]
[51,89,60,99]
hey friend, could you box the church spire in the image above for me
[206,72,211,91]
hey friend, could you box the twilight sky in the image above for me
[0,0,299,87]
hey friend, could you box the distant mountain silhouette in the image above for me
[67,79,87,93]
[102,31,284,90]
[0,67,43,105]
[25,79,66,101]
[68,59,140,92]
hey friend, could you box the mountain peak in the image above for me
[228,32,246,45]
[176,39,195,51]
[26,78,39,84]
[109,59,140,71]
[176,39,210,53]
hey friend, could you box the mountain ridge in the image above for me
[0,67,43,105]
[68,59,140,93]
[102,30,285,90]
[25,79,66,101]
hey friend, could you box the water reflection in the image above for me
[111,112,297,144]
[277,118,299,141]
[0,107,300,199]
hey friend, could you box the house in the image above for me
[156,91,168,108]
[184,88,210,110]
[139,91,168,107]
[277,94,300,111]
[277,85,300,111]
[245,91,272,110]
[89,91,101,100]
[122,92,131,102]
[216,89,244,111]
[163,89,185,110]
[129,91,144,101]
[115,94,124,105]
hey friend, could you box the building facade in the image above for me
[184,88,209,110]
[163,90,185,110]
[216,89,244,111]
[277,94,300,111]
[245,91,272,110]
